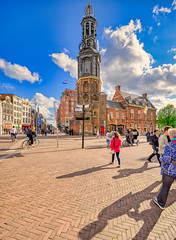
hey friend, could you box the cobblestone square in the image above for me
[0,135,176,240]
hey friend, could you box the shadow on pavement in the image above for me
[78,181,176,240]
[0,148,22,151]
[56,164,116,179]
[7,152,24,158]
[86,145,106,149]
[112,162,159,180]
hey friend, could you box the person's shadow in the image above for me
[112,162,159,180]
[56,162,159,180]
[56,164,116,179]
[78,181,176,240]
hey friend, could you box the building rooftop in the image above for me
[120,91,155,109]
[107,100,126,110]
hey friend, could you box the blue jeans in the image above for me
[112,152,120,165]
[106,139,110,147]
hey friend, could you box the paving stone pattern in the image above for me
[0,135,176,240]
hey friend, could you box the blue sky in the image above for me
[0,0,176,124]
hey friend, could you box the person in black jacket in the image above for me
[147,130,161,165]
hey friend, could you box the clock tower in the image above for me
[75,0,107,135]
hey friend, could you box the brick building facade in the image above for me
[57,89,77,130]
[111,86,156,133]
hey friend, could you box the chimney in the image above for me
[142,93,147,99]
[116,85,121,92]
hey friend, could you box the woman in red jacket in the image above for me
[110,132,122,167]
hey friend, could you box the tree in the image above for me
[156,104,176,129]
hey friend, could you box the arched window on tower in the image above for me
[84,58,90,75]
[83,82,88,93]
[91,23,94,36]
[82,27,84,38]
[83,94,88,103]
[86,22,89,35]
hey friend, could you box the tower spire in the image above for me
[84,0,94,16]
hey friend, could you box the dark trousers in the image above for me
[29,136,33,144]
[157,174,175,208]
[148,146,160,164]
[112,152,120,165]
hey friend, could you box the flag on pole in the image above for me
[63,80,68,84]
[143,105,148,113]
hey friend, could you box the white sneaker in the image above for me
[153,197,165,210]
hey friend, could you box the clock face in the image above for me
[82,36,93,48]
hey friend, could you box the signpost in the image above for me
[38,118,41,125]
[75,104,90,149]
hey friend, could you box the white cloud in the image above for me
[153,4,172,25]
[153,5,171,14]
[153,36,157,43]
[169,47,176,52]
[172,0,176,10]
[0,83,15,90]
[99,20,176,108]
[50,53,77,78]
[168,47,176,59]
[0,58,41,83]
[31,93,60,126]
[148,26,153,35]
[149,96,176,110]
[63,48,69,54]
[101,20,153,89]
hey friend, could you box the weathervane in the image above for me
[84,0,94,16]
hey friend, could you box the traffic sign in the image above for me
[85,104,89,108]
[37,118,41,125]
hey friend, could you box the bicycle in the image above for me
[22,137,40,149]
[122,136,139,147]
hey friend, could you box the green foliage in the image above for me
[156,104,176,129]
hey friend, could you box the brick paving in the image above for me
[0,135,176,240]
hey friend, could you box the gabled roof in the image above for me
[107,100,126,110]
[120,91,156,109]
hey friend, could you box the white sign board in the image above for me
[76,104,83,108]
[75,108,82,112]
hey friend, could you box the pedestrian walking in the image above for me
[147,130,161,165]
[97,129,102,139]
[10,126,17,141]
[153,128,176,210]
[106,130,112,147]
[109,132,121,167]
[146,131,150,142]
[159,126,171,157]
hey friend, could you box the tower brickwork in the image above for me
[75,0,107,135]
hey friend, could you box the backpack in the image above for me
[149,135,154,145]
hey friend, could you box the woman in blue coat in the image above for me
[153,128,176,209]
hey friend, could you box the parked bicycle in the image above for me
[22,137,40,149]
